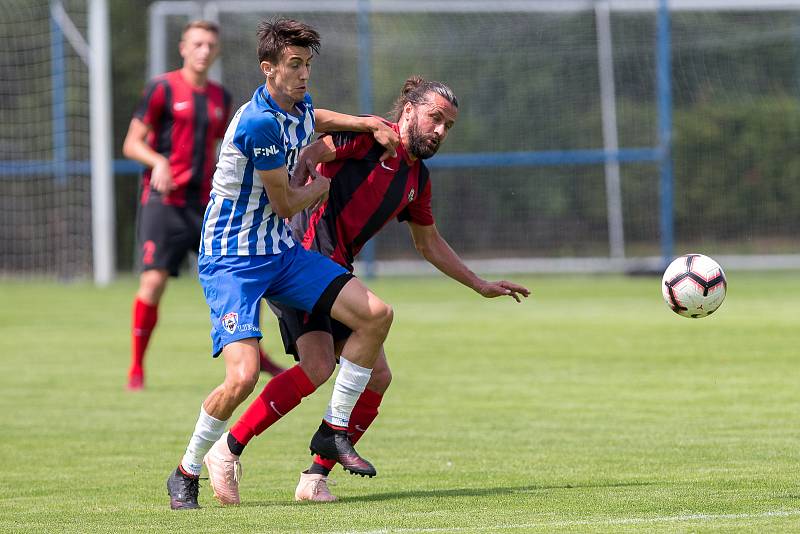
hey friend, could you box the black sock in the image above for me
[227,432,246,456]
[308,463,331,476]
[322,420,346,433]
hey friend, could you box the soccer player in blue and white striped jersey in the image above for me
[166,18,399,510]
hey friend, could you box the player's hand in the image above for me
[150,158,175,193]
[307,161,330,212]
[368,118,399,162]
[291,156,310,187]
[292,146,317,187]
[477,280,531,303]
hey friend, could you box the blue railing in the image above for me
[0,147,662,177]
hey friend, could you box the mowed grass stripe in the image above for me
[0,272,798,533]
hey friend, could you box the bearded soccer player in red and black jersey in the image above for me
[122,20,284,390]
[203,76,530,505]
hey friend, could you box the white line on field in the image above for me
[328,510,800,534]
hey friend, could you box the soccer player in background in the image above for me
[166,18,401,510]
[122,20,285,391]
[203,76,530,505]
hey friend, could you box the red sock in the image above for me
[230,365,316,446]
[130,297,158,376]
[313,388,383,471]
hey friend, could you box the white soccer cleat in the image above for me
[294,471,337,502]
[203,432,242,505]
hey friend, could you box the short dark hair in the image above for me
[256,18,321,63]
[389,76,458,121]
[182,20,219,39]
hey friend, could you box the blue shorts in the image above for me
[198,244,352,357]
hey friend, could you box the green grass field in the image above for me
[1,272,798,533]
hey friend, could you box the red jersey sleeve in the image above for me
[133,78,167,128]
[397,165,434,226]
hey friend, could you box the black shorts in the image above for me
[136,199,204,277]
[268,299,352,360]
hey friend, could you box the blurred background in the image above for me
[2,0,799,283]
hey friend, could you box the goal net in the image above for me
[0,0,93,279]
[148,0,800,274]
[6,0,790,279]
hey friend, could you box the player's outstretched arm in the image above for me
[122,118,175,193]
[315,109,398,161]
[258,165,330,219]
[408,222,531,302]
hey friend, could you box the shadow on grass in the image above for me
[236,480,656,507]
[344,480,657,503]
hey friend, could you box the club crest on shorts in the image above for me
[222,312,238,334]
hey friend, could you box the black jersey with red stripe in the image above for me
[134,70,231,208]
[290,123,434,271]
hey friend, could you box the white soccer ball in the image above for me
[661,254,727,318]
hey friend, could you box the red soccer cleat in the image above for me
[127,369,144,391]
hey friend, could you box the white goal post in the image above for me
[89,0,114,286]
[46,0,114,285]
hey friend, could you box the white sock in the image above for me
[180,405,227,476]
[324,357,372,428]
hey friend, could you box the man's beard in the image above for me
[407,114,440,160]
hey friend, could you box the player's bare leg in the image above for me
[167,339,259,509]
[309,279,392,477]
[128,268,169,390]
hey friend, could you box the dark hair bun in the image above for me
[402,76,426,96]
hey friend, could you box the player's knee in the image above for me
[227,368,259,402]
[350,302,391,340]
[369,301,393,337]
[369,365,392,393]
[297,336,337,387]
[138,270,168,303]
[299,356,336,387]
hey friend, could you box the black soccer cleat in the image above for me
[166,467,200,510]
[309,421,377,478]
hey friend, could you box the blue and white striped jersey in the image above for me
[200,85,315,256]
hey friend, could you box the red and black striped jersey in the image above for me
[134,69,231,208]
[290,122,434,271]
